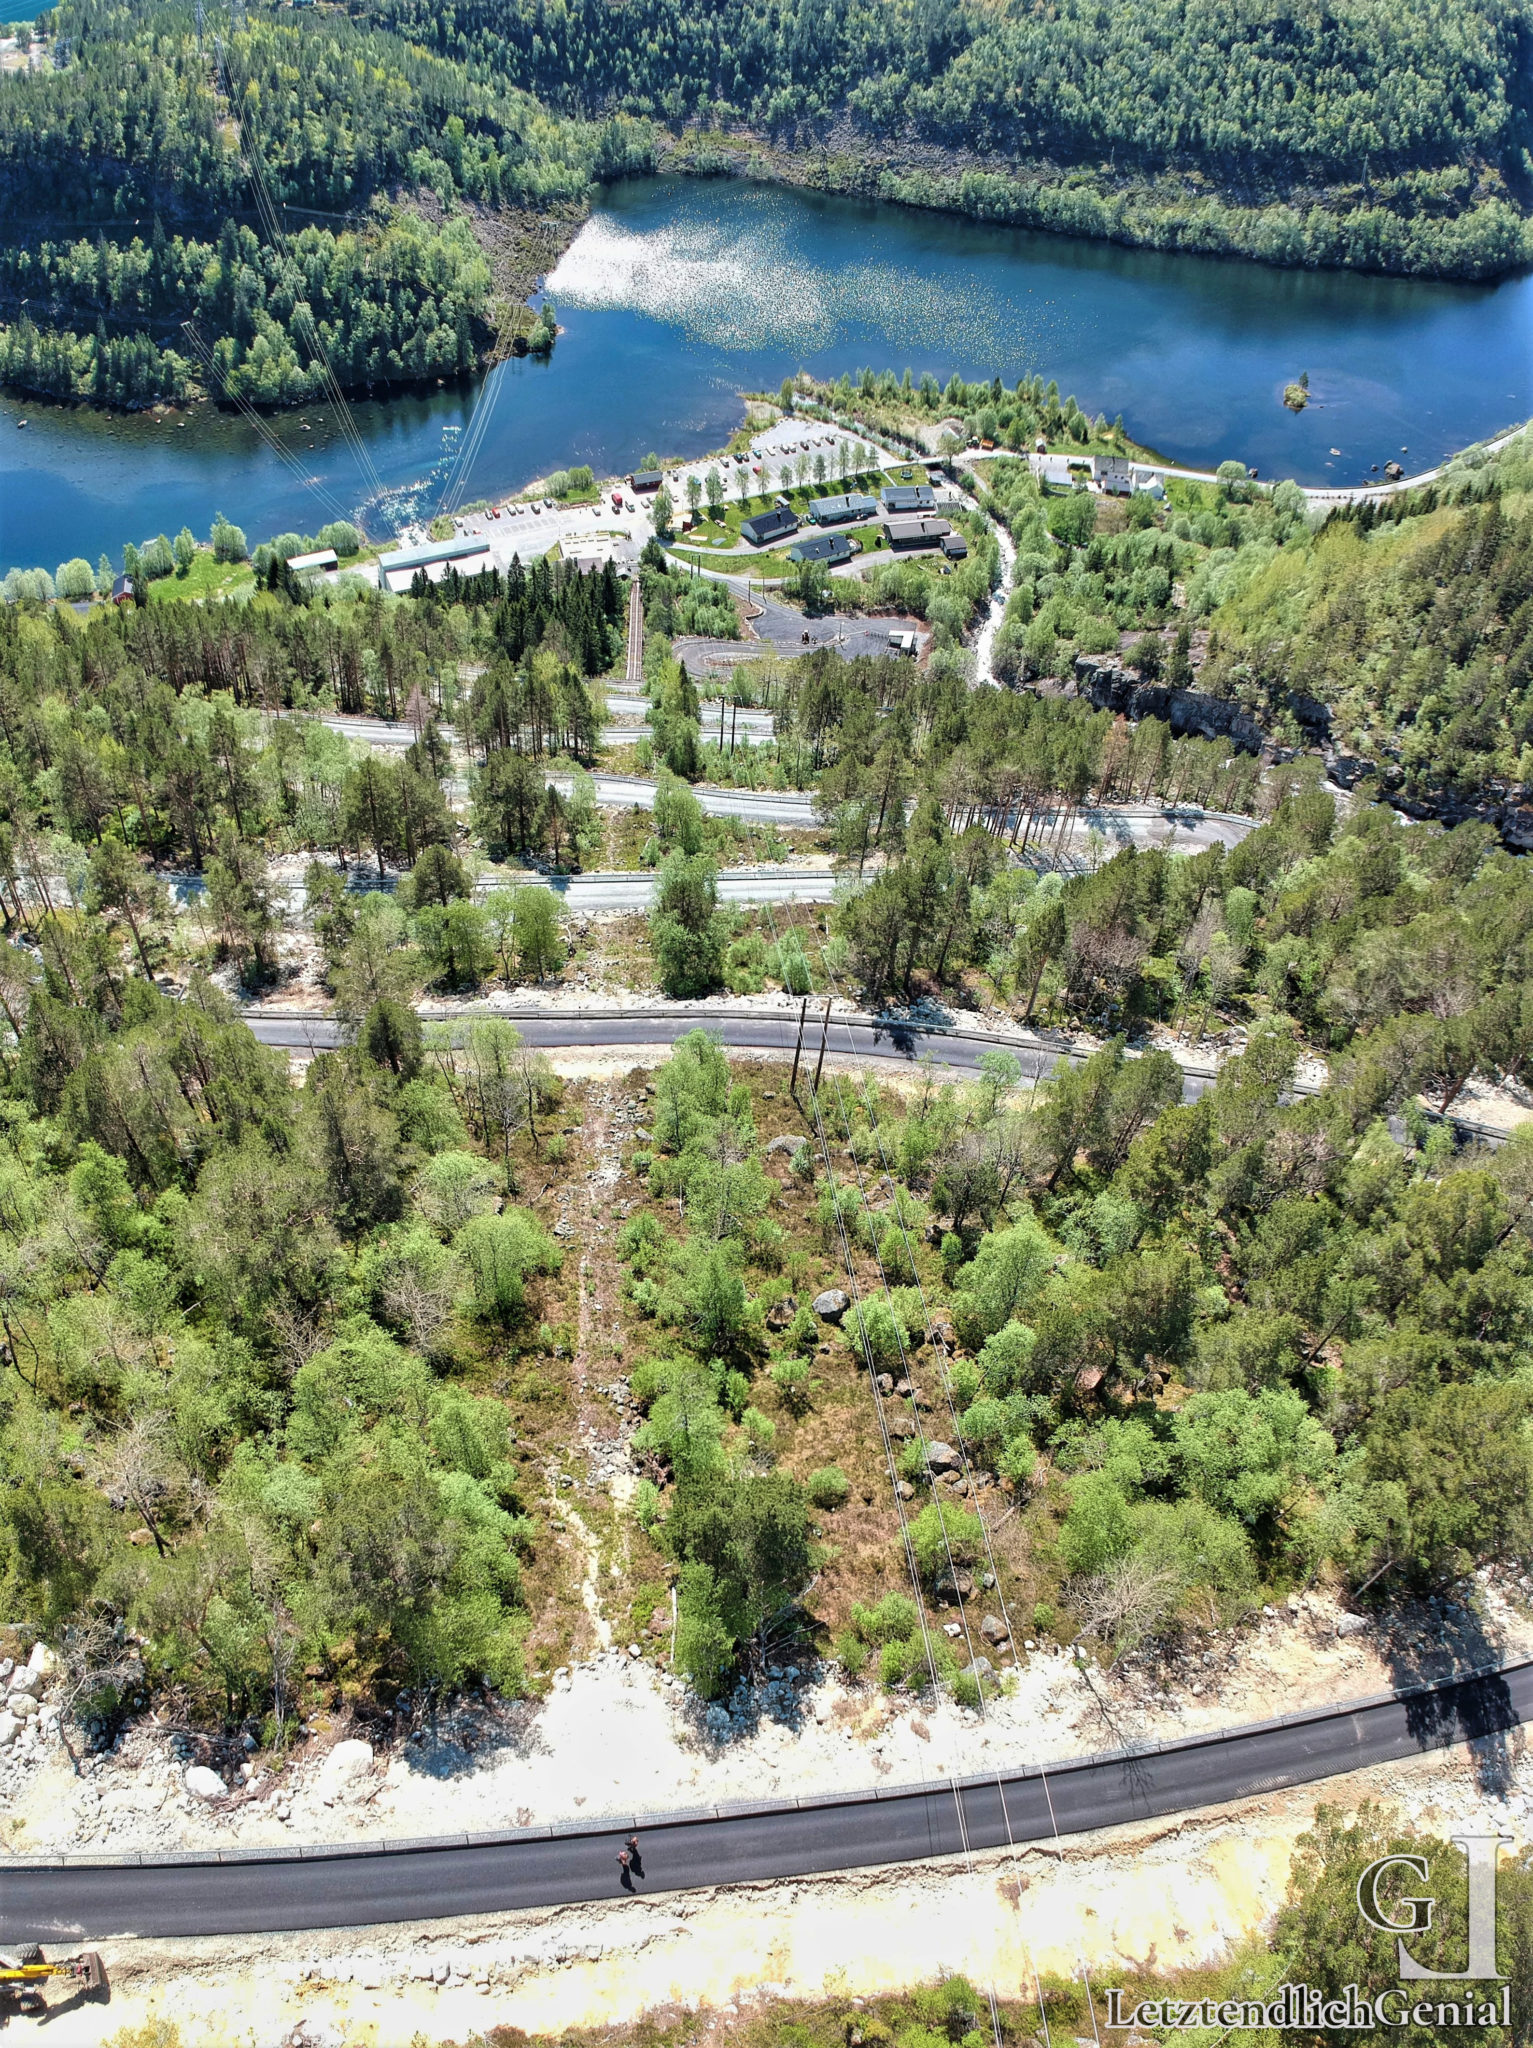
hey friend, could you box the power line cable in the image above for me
[180,321,362,533]
[766,896,1108,2038]
[213,36,388,512]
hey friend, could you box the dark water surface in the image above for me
[4,176,1531,575]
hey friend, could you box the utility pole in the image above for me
[811,997,832,1097]
[789,996,808,1100]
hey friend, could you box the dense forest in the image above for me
[0,212,498,406]
[372,0,1533,276]
[0,0,653,403]
[2,350,1533,1728]
[0,0,1525,411]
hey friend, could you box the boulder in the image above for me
[925,1441,961,1473]
[0,1712,14,1746]
[7,1667,40,1699]
[765,1296,798,1332]
[980,1614,1010,1646]
[965,1655,994,1679]
[1074,1364,1105,1397]
[812,1289,850,1322]
[935,1567,975,1604]
[1335,1613,1368,1639]
[8,1691,37,1720]
[185,1764,226,1800]
[317,1738,374,1798]
[764,1135,807,1158]
[26,1643,56,1678]
[886,1413,917,1441]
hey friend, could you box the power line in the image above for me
[763,897,1106,2040]
[180,321,362,533]
[213,36,388,513]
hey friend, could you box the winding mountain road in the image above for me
[5,1660,1526,1941]
[472,867,838,912]
[240,1001,1201,1092]
[242,999,1511,1146]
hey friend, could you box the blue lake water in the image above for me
[3,174,1531,575]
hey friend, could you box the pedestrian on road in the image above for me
[617,1849,634,1893]
[626,1833,644,1879]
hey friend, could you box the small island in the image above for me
[1284,371,1311,411]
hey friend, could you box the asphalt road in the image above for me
[314,718,1247,854]
[238,1001,1512,1145]
[562,773,819,824]
[471,868,838,912]
[6,1661,1526,1940]
[242,1003,1207,1097]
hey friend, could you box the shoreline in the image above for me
[655,129,1533,286]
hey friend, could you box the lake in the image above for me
[3,174,1531,576]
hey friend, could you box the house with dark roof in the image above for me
[883,516,952,552]
[940,532,968,559]
[110,574,135,605]
[786,532,855,566]
[807,492,877,526]
[739,505,799,547]
[629,471,662,493]
[1095,454,1134,496]
[880,483,936,514]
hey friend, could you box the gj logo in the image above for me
[1105,1832,1515,2029]
[1357,1834,1512,1980]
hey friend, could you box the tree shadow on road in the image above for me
[1377,1593,1519,1796]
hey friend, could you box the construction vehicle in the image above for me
[0,1946,108,2010]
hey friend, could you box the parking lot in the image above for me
[657,417,883,536]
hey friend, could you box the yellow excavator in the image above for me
[0,1946,108,2009]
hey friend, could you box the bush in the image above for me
[850,1590,919,1643]
[907,1498,984,1578]
[456,1208,560,1326]
[54,557,95,599]
[807,1464,849,1509]
[834,1628,869,1675]
[742,1405,777,1455]
[855,1296,906,1370]
[139,533,175,580]
[210,512,248,562]
[769,934,814,995]
[318,520,361,557]
[769,1356,812,1414]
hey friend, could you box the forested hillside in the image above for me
[0,0,1528,414]
[0,0,654,403]
[373,0,1533,276]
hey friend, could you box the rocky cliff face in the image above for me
[1072,655,1269,756]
